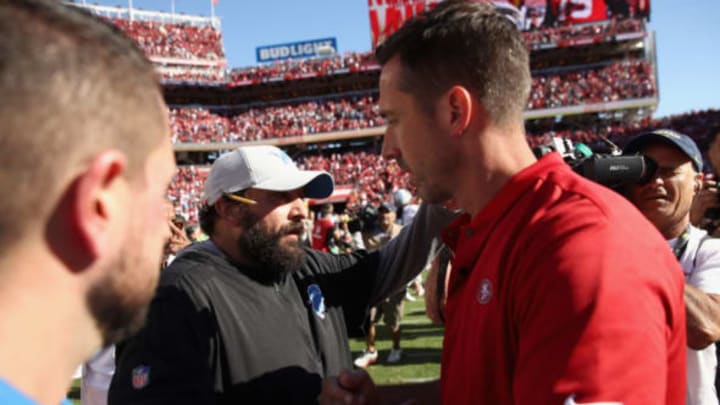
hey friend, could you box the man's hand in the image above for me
[320,369,378,405]
[167,219,191,255]
[685,284,720,350]
[425,250,451,325]
[690,175,719,227]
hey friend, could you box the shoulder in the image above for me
[301,247,371,276]
[158,243,236,307]
[689,227,720,262]
[686,226,720,291]
[0,379,35,405]
[524,171,649,245]
[513,170,680,291]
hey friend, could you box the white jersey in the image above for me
[81,346,115,405]
[670,226,720,405]
[401,204,420,226]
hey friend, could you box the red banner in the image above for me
[368,0,651,48]
[368,0,441,49]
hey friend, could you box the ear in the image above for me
[50,151,128,272]
[214,198,242,224]
[446,86,473,138]
[695,172,704,193]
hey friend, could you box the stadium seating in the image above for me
[110,18,224,61]
[167,166,208,225]
[169,95,382,144]
[524,18,644,49]
[169,109,720,223]
[298,151,412,212]
[527,60,654,109]
[171,60,654,144]
[103,15,643,85]
[227,19,645,86]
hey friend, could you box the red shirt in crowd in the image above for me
[441,153,686,404]
[311,217,335,252]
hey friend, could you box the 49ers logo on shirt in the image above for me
[476,279,493,304]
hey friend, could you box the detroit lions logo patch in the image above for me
[307,283,326,319]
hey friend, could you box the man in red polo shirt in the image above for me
[321,1,686,404]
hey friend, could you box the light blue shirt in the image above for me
[0,378,72,405]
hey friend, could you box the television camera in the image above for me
[533,136,658,188]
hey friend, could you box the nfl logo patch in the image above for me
[131,365,150,389]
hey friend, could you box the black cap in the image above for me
[623,129,703,172]
[379,202,396,213]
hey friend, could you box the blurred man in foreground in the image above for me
[322,1,686,404]
[0,1,175,404]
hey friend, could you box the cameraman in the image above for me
[624,129,720,405]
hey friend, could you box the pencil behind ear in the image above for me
[214,198,244,225]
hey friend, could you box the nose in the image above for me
[288,196,308,221]
[649,173,664,185]
[381,130,399,161]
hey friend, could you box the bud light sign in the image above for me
[256,38,337,63]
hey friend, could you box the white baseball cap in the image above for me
[203,146,334,205]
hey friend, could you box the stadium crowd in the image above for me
[298,151,412,212]
[168,109,720,224]
[227,19,645,85]
[100,14,644,86]
[166,166,208,225]
[169,60,654,144]
[169,95,382,143]
[527,109,720,148]
[229,51,377,85]
[109,18,224,61]
[159,65,226,84]
[527,59,654,109]
[524,17,644,48]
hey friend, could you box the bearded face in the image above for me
[86,139,174,347]
[87,242,160,347]
[237,210,306,279]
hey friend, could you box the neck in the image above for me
[454,125,537,216]
[212,234,245,266]
[662,217,690,240]
[0,249,99,405]
[211,228,260,270]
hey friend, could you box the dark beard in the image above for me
[237,211,306,280]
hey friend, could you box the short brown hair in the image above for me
[0,0,166,250]
[375,0,531,127]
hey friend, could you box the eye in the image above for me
[658,167,680,178]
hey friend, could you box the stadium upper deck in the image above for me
[82,1,718,225]
[68,2,664,150]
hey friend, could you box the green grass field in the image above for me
[349,298,444,384]
[68,296,443,403]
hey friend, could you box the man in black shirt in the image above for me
[109,145,452,404]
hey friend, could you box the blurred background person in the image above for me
[355,202,405,367]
